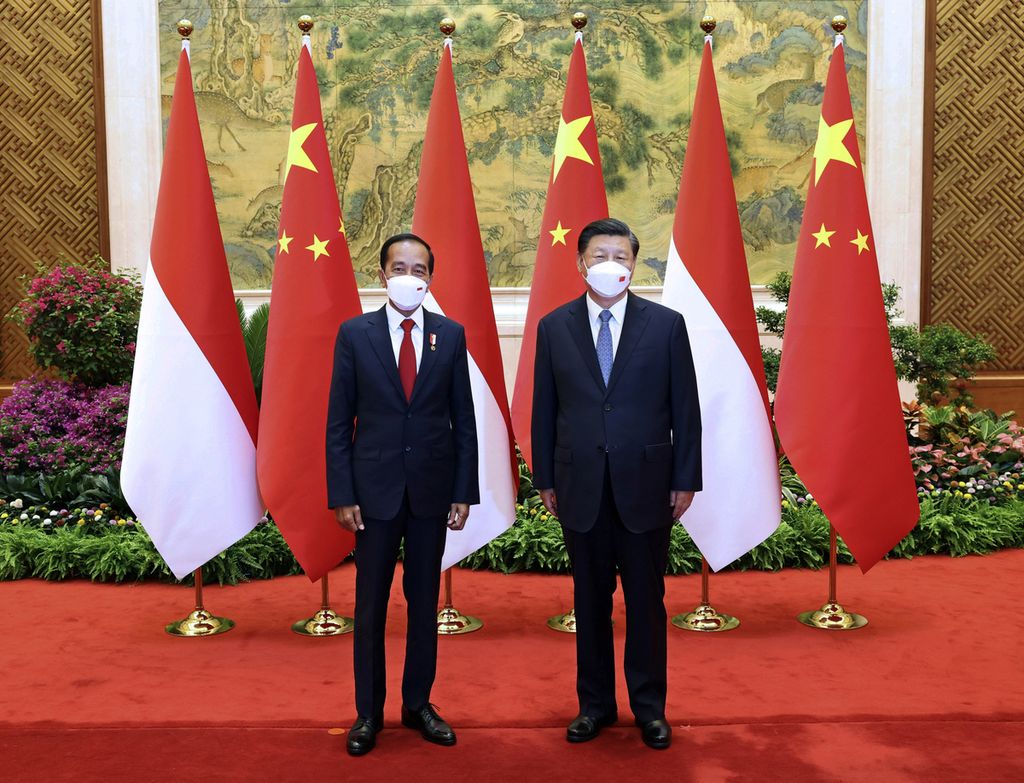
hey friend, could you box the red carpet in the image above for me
[2,551,1023,781]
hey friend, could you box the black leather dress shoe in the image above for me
[346,714,383,756]
[566,712,617,743]
[401,704,457,746]
[638,718,672,749]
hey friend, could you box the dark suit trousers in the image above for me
[562,463,672,723]
[353,493,447,718]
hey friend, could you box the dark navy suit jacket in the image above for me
[326,305,479,520]
[531,292,702,533]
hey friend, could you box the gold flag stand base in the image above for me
[165,568,234,637]
[672,558,740,633]
[672,603,740,632]
[798,526,868,630]
[292,607,354,636]
[437,570,482,635]
[798,602,868,630]
[547,609,576,633]
[292,574,354,636]
[166,608,234,637]
[437,606,483,635]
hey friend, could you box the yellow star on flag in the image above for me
[552,114,593,182]
[812,223,836,248]
[306,234,330,262]
[338,217,346,235]
[850,230,871,255]
[549,221,571,246]
[277,230,293,254]
[812,116,856,185]
[283,122,318,184]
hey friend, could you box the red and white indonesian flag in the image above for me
[121,44,263,580]
[413,40,517,568]
[661,39,780,571]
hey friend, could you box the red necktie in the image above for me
[399,318,416,401]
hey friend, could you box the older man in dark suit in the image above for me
[327,233,478,757]
[532,218,702,750]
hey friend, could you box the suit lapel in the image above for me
[566,295,606,392]
[408,309,443,407]
[605,292,650,398]
[366,306,406,403]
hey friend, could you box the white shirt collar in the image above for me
[586,292,628,325]
[386,301,424,332]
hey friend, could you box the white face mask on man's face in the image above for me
[385,274,428,311]
[583,260,632,298]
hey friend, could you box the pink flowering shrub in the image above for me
[905,403,1024,503]
[9,262,141,386]
[0,379,129,474]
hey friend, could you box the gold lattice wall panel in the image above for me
[929,0,1024,370]
[0,0,106,380]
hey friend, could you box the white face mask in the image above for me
[385,274,429,311]
[583,260,632,298]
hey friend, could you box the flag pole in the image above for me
[292,571,355,636]
[165,565,235,636]
[544,9,592,635]
[794,16,868,632]
[663,16,740,634]
[798,523,868,629]
[437,567,483,634]
[672,556,740,632]
[160,21,237,639]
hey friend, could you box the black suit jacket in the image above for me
[326,306,479,520]
[531,292,701,533]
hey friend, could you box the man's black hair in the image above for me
[577,218,639,257]
[379,233,435,274]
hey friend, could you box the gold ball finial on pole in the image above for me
[571,11,588,31]
[297,14,314,34]
[831,15,848,34]
[440,17,456,37]
[700,15,717,34]
[176,19,194,39]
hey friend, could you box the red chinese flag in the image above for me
[510,35,608,469]
[257,41,363,580]
[773,41,919,571]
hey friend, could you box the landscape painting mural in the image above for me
[157,1,868,289]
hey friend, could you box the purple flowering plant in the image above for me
[8,261,142,386]
[0,379,129,474]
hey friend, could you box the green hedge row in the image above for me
[1,497,1022,585]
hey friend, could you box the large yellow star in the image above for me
[283,122,318,183]
[850,230,871,255]
[812,116,856,185]
[549,221,571,246]
[552,114,593,182]
[277,230,293,254]
[306,234,330,262]
[811,223,836,248]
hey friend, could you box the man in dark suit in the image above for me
[327,233,479,757]
[532,218,702,750]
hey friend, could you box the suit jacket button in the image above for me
[404,446,412,453]
[603,404,613,412]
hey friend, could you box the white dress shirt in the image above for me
[585,294,627,358]
[385,302,424,371]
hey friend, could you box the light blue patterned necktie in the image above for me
[596,309,613,385]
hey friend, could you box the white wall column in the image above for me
[101,0,161,278]
[866,0,926,326]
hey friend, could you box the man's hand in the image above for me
[448,503,470,530]
[670,490,695,521]
[334,505,364,533]
[539,488,558,517]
